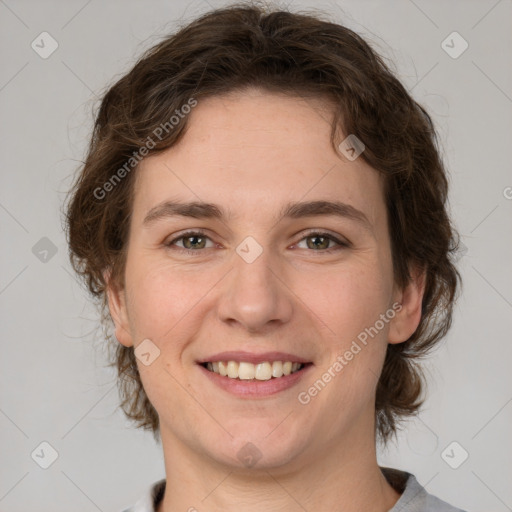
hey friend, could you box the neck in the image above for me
[156,415,401,512]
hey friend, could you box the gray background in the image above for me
[1,0,511,511]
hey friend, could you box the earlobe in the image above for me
[388,266,426,344]
[103,269,134,347]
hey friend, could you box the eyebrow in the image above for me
[143,199,372,230]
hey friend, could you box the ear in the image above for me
[388,265,426,344]
[104,268,134,347]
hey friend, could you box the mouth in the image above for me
[198,359,314,398]
[196,351,314,397]
[199,360,313,381]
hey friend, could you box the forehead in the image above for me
[132,90,385,226]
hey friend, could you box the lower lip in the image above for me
[198,363,313,398]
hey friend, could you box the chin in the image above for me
[209,423,309,470]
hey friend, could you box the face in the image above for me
[107,88,424,471]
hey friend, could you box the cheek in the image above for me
[299,262,394,344]
[306,261,394,407]
[124,257,223,343]
[124,260,181,339]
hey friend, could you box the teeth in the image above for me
[227,361,238,378]
[272,361,284,378]
[238,362,255,380]
[218,361,228,376]
[204,360,305,380]
[255,362,272,380]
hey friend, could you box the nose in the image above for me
[216,246,294,334]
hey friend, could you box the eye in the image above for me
[294,231,349,252]
[165,230,215,251]
[164,229,350,254]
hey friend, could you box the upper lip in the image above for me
[197,351,312,365]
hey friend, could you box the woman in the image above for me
[65,4,466,511]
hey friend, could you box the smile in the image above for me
[201,360,308,381]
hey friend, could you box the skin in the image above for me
[106,88,425,512]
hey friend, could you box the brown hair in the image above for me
[64,2,461,445]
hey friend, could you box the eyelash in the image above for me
[164,229,350,255]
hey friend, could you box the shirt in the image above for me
[120,466,468,512]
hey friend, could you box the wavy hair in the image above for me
[64,2,461,445]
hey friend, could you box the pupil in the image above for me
[185,235,204,249]
[308,235,328,250]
